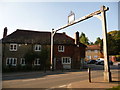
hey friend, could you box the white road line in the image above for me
[38,78,46,80]
[67,83,72,88]
[59,85,67,88]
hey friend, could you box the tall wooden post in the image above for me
[101,6,111,82]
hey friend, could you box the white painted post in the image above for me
[101,6,111,82]
[50,29,54,71]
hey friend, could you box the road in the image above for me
[2,64,119,89]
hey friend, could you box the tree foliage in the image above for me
[39,47,50,70]
[24,47,50,70]
[107,30,120,55]
[94,37,102,45]
[96,30,120,55]
[24,51,39,65]
[79,32,89,45]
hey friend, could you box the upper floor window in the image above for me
[9,44,17,51]
[87,50,91,52]
[62,57,71,64]
[58,45,64,52]
[34,58,40,66]
[20,58,26,66]
[34,45,41,51]
[6,58,17,66]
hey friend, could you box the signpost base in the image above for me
[104,71,112,82]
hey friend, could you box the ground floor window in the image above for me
[34,58,40,66]
[86,56,91,59]
[94,55,98,58]
[20,58,26,66]
[62,57,71,64]
[6,58,17,66]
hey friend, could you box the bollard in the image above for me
[88,68,91,83]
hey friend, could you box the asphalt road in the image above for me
[2,64,119,89]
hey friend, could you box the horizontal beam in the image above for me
[55,6,109,32]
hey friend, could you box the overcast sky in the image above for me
[0,1,118,42]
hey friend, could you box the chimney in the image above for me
[75,31,79,45]
[3,27,7,38]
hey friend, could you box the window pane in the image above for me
[7,59,9,64]
[10,58,12,64]
[13,59,16,64]
[14,45,16,50]
[68,59,70,63]
[38,60,40,64]
[11,45,13,49]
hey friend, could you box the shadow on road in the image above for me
[3,64,119,81]
[3,70,84,81]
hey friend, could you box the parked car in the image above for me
[87,60,97,64]
[83,61,88,69]
[96,60,113,65]
[96,58,104,62]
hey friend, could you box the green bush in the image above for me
[116,55,120,61]
[107,85,120,90]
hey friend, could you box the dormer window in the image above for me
[34,45,41,51]
[58,45,64,52]
[9,44,17,51]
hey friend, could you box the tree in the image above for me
[94,37,102,45]
[24,50,39,70]
[107,31,120,55]
[100,30,120,55]
[39,47,50,72]
[79,32,89,45]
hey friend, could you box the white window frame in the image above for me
[62,57,71,64]
[9,44,17,51]
[87,50,91,52]
[6,58,17,66]
[34,45,41,51]
[34,58,40,66]
[20,58,26,66]
[94,55,98,58]
[58,45,64,52]
[94,50,98,53]
[87,56,91,59]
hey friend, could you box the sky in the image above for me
[0,1,119,42]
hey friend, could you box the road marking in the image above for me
[59,85,67,88]
[38,78,46,80]
[67,83,72,88]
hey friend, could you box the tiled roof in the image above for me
[86,45,101,50]
[2,29,75,45]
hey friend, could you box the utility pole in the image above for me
[51,6,111,82]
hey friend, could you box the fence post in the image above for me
[88,68,91,83]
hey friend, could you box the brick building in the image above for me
[2,28,86,70]
[85,45,103,61]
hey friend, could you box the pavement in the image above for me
[69,70,120,89]
[2,64,120,89]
